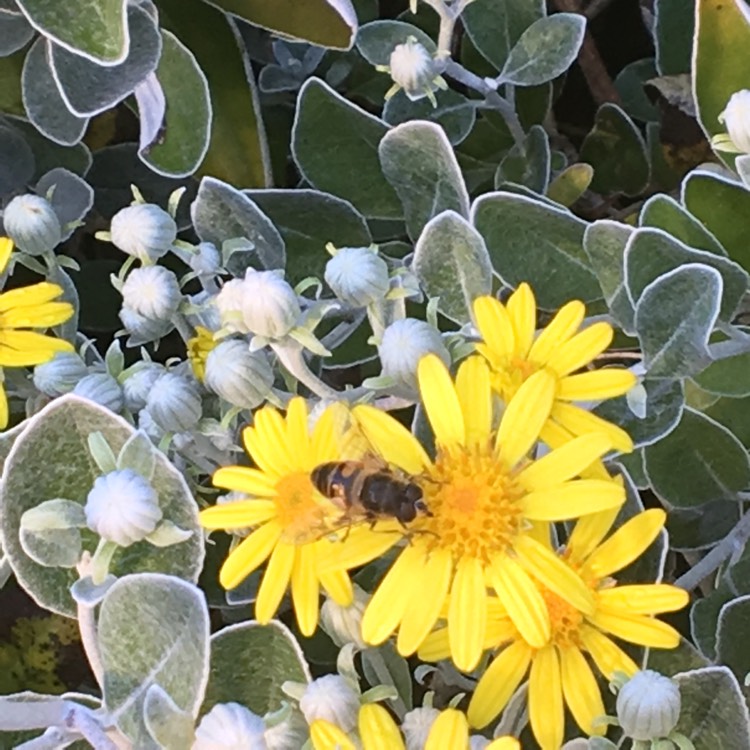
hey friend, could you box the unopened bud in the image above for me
[616,670,681,742]
[121,265,181,322]
[325,246,390,307]
[3,194,61,255]
[73,373,124,413]
[145,372,202,433]
[109,204,176,263]
[401,706,439,750]
[204,339,274,409]
[379,318,450,391]
[192,702,267,750]
[34,352,87,396]
[299,675,359,734]
[121,362,166,413]
[719,90,750,154]
[320,586,368,649]
[119,306,173,344]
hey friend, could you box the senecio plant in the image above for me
[4,0,750,748]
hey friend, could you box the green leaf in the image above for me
[0,10,34,56]
[625,228,747,323]
[691,583,736,659]
[0,47,25,116]
[355,19,435,65]
[15,0,126,63]
[158,0,271,188]
[694,349,750,397]
[472,192,600,309]
[646,638,710,676]
[379,120,469,240]
[673,666,750,748]
[292,78,401,219]
[413,210,492,324]
[191,176,286,271]
[640,193,726,256]
[138,30,210,178]
[546,162,593,207]
[634,264,721,379]
[614,58,660,122]
[655,0,695,75]
[494,124,550,194]
[579,103,650,195]
[98,573,210,745]
[244,189,371,286]
[143,685,195,750]
[361,642,413,712]
[706,394,750,449]
[499,13,586,86]
[204,0,357,49]
[644,408,750,508]
[668,501,739,552]
[202,621,310,716]
[0,122,35,195]
[716,595,750,682]
[694,0,750,162]
[0,396,204,617]
[682,170,750,271]
[462,0,544,71]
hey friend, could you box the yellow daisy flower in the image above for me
[0,237,74,428]
[425,709,519,750]
[473,284,636,454]
[411,509,688,750]
[200,397,396,635]
[320,354,625,672]
[186,325,216,381]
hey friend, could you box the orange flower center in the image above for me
[488,355,540,402]
[541,586,587,648]
[274,471,329,543]
[419,443,524,565]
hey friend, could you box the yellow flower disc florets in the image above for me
[541,587,586,649]
[274,471,330,544]
[488,355,540,403]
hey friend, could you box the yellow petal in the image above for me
[212,466,277,496]
[352,404,430,475]
[489,555,550,648]
[218,521,282,589]
[200,499,278,530]
[552,401,633,453]
[316,525,402,573]
[0,331,73,365]
[1,301,74,328]
[0,237,13,274]
[558,369,637,401]
[310,719,356,750]
[597,584,689,615]
[242,423,287,478]
[550,322,613,377]
[425,708,469,750]
[286,396,311,462]
[560,646,606,735]
[418,354,465,447]
[473,295,515,359]
[582,509,666,579]
[312,402,347,465]
[319,567,354,607]
[486,738,521,750]
[0,381,7,430]
[360,704,405,750]
[291,542,320,636]
[255,541,295,623]
[588,610,681,648]
[448,555,487,672]
[455,355,492,447]
[528,646,564,750]
[580,625,638,680]
[496,369,555,468]
[397,547,452,656]
[565,509,620,565]
[0,282,65,311]
[522,479,625,521]
[506,283,536,357]
[468,641,532,729]
[528,299,584,365]
[516,432,613,491]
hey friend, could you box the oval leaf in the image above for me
[356,20,435,66]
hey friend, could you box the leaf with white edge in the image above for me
[716,595,750,682]
[0,396,203,617]
[639,193,726,256]
[361,641,413,712]
[0,123,34,195]
[202,621,310,716]
[737,154,750,188]
[694,350,750,397]
[144,684,195,750]
[379,121,469,240]
[546,162,593,207]
[22,39,89,147]
[644,408,750,508]
[634,264,721,379]
[146,521,193,548]
[292,78,401,220]
[462,0,544,71]
[499,13,586,86]
[117,431,155,480]
[138,30,211,178]
[673,666,750,748]
[655,0,694,75]
[355,19,435,65]
[624,228,748,322]
[192,177,286,271]
[19,499,86,568]
[494,124,550,194]
[579,103,650,195]
[88,431,117,474]
[71,573,117,606]
[472,192,601,309]
[0,9,33,56]
[36,168,94,241]
[135,73,165,158]
[48,4,161,117]
[413,210,492,324]
[15,0,126,63]
[98,574,210,745]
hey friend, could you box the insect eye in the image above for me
[407,484,423,503]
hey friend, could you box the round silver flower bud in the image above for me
[33,352,88,397]
[121,266,182,322]
[119,306,173,344]
[389,37,438,101]
[240,269,301,339]
[379,318,450,391]
[145,372,202,433]
[109,204,177,263]
[73,373,124,413]
[402,706,439,750]
[719,89,750,154]
[121,362,166,413]
[215,278,250,335]
[616,670,681,741]
[190,241,222,277]
[192,702,268,750]
[264,710,308,750]
[204,339,274,409]
[85,468,162,547]
[3,194,62,255]
[299,675,360,734]
[325,247,390,307]
[320,586,368,649]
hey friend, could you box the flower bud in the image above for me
[719,90,750,154]
[190,241,222,277]
[3,194,62,255]
[119,306,173,344]
[401,706,439,750]
[616,670,681,741]
[325,246,390,307]
[192,702,267,750]
[389,37,439,102]
[138,409,165,443]
[320,586,368,649]
[299,675,359,734]
[215,278,249,334]
[121,266,181,322]
[379,318,450,391]
[145,372,202,432]
[204,339,274,409]
[264,710,308,750]
[85,468,161,547]
[73,373,124,413]
[109,204,177,263]
[121,362,166,412]
[33,352,88,396]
